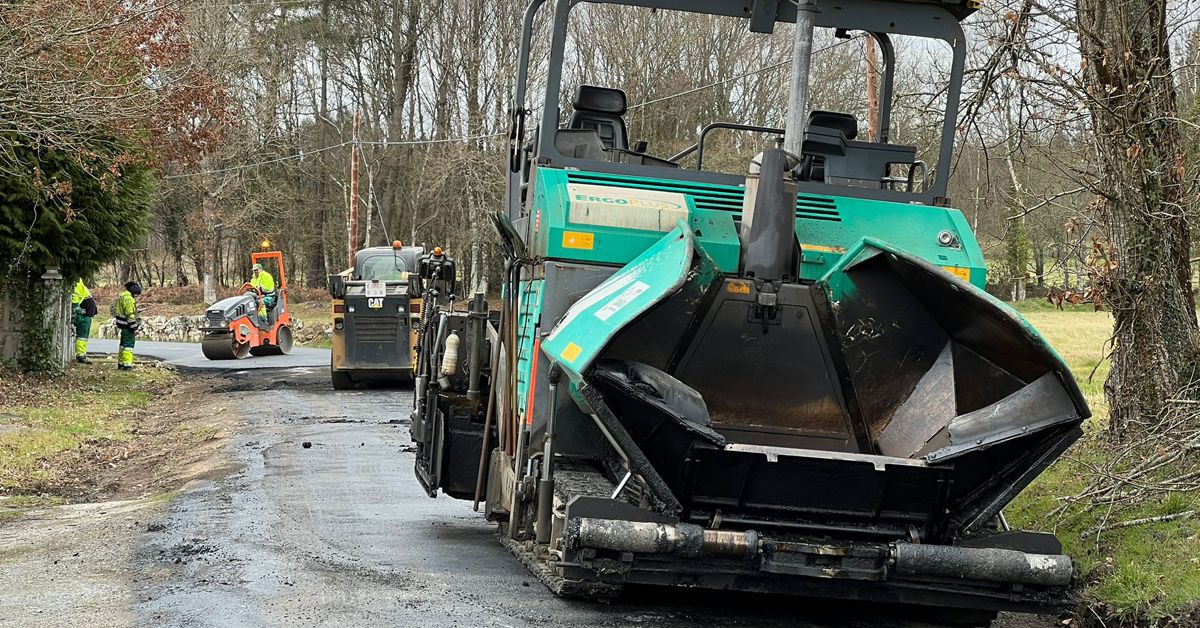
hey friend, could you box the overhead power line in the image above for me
[629,36,861,111]
[164,131,506,179]
[168,35,860,179]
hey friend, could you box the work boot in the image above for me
[117,363,134,372]
[76,356,90,364]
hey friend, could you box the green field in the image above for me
[1007,300,1200,621]
[1011,299,1112,421]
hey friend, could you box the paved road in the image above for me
[125,370,1050,628]
[90,339,330,371]
[6,350,1052,627]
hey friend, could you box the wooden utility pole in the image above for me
[865,36,880,142]
[348,110,361,269]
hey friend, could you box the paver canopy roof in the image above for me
[574,0,978,26]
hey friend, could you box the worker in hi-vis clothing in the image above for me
[250,263,276,320]
[71,279,98,364]
[111,281,142,371]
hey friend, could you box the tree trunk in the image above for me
[1035,245,1045,288]
[200,162,217,304]
[390,0,420,139]
[1002,84,1029,304]
[173,246,188,286]
[1077,0,1200,437]
[312,0,333,284]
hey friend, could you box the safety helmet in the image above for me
[124,281,143,296]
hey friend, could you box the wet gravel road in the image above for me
[125,370,1054,628]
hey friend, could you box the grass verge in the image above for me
[0,359,176,497]
[1009,300,1112,420]
[1007,300,1200,624]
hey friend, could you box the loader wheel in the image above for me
[331,368,355,390]
[202,335,250,360]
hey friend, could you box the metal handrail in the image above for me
[695,122,784,171]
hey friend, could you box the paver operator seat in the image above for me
[800,109,920,189]
[568,84,629,150]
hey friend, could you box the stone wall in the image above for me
[96,315,208,343]
[0,293,24,365]
[96,315,331,344]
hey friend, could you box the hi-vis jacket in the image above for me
[251,271,276,294]
[111,290,138,329]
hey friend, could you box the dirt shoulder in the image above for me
[0,496,166,626]
[0,357,239,627]
[0,357,237,509]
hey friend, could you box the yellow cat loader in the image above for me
[328,242,424,388]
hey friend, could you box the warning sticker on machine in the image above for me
[595,281,650,322]
[365,280,386,298]
[560,342,583,363]
[562,230,595,250]
[941,266,971,281]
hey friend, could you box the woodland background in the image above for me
[9,0,1198,301]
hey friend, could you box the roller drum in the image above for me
[202,335,250,360]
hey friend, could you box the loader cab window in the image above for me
[359,255,409,282]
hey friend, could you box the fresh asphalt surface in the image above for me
[90,338,330,370]
[83,342,1049,627]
